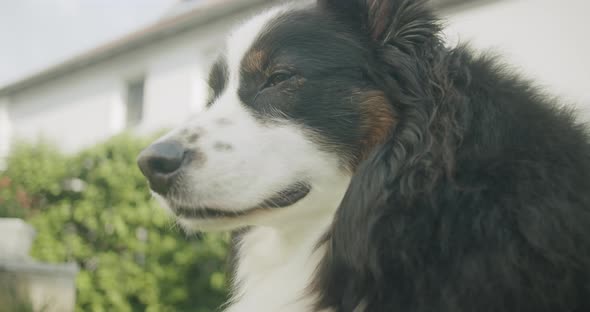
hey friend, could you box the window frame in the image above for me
[125,76,146,128]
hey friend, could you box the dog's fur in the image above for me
[139,0,590,311]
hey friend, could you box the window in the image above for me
[126,77,145,128]
[0,100,10,170]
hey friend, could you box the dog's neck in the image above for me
[224,183,349,312]
[225,221,330,312]
[225,175,350,312]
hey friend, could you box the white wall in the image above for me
[4,6,262,153]
[9,72,121,153]
[7,30,212,152]
[443,0,590,120]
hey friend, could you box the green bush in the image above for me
[0,135,229,312]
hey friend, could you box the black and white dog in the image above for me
[137,0,590,311]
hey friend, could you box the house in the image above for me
[1,0,589,168]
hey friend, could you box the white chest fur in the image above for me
[224,221,330,312]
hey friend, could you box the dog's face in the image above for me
[137,4,395,231]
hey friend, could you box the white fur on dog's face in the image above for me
[152,7,351,232]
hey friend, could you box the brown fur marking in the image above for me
[242,50,267,73]
[359,90,396,161]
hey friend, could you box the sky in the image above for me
[0,0,178,87]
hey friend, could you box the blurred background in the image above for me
[0,0,589,311]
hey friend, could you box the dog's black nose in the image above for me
[137,140,185,194]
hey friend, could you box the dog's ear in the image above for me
[315,142,399,310]
[317,0,440,50]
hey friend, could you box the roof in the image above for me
[0,0,274,96]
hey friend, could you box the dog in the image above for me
[137,0,590,311]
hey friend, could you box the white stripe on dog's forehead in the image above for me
[225,7,288,84]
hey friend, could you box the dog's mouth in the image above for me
[169,182,311,219]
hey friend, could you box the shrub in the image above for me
[0,134,229,312]
[0,142,67,219]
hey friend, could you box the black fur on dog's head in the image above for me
[137,0,447,231]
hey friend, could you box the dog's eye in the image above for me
[266,71,293,88]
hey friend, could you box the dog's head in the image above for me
[138,0,439,231]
